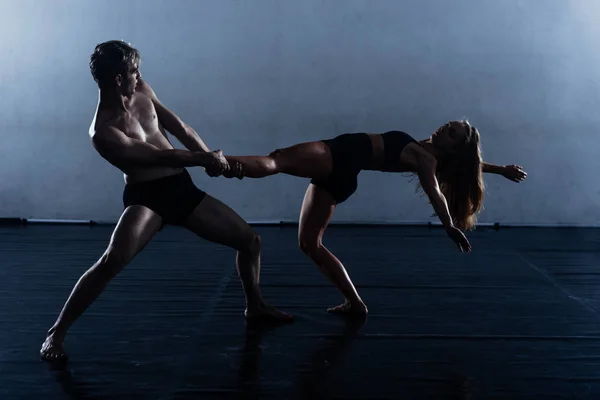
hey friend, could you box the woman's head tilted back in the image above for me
[428,119,485,231]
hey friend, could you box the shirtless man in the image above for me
[40,40,291,361]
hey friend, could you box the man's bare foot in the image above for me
[327,300,368,315]
[40,334,68,362]
[244,302,293,322]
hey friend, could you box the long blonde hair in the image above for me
[417,119,485,230]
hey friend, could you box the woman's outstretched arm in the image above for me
[482,162,527,182]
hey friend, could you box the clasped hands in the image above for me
[204,150,244,179]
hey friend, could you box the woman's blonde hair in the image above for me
[417,119,485,230]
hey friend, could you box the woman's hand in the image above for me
[502,165,527,182]
[445,226,472,252]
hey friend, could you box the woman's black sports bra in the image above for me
[381,130,418,171]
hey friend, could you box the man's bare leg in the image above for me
[298,184,367,314]
[40,206,163,361]
[182,194,292,321]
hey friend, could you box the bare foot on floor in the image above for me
[40,335,68,362]
[245,302,293,322]
[327,300,368,315]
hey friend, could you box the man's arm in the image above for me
[137,80,210,152]
[92,126,223,169]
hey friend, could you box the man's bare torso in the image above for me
[89,89,183,184]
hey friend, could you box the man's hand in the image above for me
[221,161,244,179]
[502,165,527,182]
[204,150,229,177]
[445,226,472,252]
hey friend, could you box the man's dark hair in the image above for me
[89,40,140,89]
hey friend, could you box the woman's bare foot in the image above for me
[327,300,368,315]
[40,333,68,362]
[245,302,293,322]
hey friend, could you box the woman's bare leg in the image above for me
[298,184,367,314]
[225,141,332,180]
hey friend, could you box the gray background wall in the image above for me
[1,0,598,226]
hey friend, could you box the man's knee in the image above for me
[95,249,130,278]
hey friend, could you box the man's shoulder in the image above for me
[135,79,156,98]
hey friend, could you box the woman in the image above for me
[222,120,527,314]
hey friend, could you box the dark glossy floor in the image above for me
[1,224,600,399]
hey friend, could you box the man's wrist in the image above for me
[194,151,214,167]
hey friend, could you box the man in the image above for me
[40,40,292,362]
